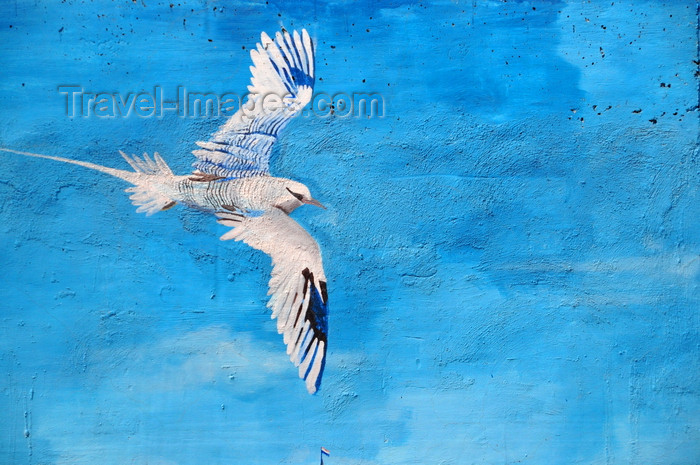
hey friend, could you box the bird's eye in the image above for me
[286,187,304,201]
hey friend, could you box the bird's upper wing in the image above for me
[217,207,328,394]
[192,29,315,180]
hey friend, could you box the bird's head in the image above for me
[277,181,325,213]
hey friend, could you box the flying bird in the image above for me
[0,29,328,394]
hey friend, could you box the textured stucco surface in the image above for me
[0,1,698,464]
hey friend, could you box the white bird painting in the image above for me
[0,29,329,394]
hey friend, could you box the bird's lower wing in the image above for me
[217,207,328,394]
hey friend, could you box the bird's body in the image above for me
[1,29,329,394]
[174,176,314,214]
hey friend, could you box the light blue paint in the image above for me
[0,1,698,464]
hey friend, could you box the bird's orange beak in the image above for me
[304,198,326,209]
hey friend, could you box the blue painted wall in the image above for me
[1,1,698,464]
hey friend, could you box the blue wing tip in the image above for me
[300,269,328,394]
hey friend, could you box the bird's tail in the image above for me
[0,147,138,183]
[0,147,178,216]
[118,151,178,215]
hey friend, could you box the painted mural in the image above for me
[2,29,328,395]
[1,1,698,465]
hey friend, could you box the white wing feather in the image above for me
[192,29,315,180]
[217,208,328,394]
